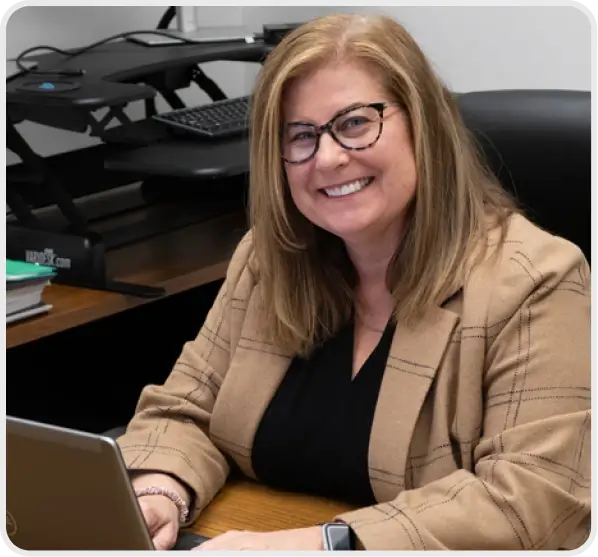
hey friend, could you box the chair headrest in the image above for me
[457,89,590,262]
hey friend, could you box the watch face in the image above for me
[323,523,353,551]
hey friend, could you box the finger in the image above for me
[152,522,179,551]
[138,500,160,534]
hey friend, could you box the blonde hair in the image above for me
[249,13,516,356]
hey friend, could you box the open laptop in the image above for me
[6,416,209,550]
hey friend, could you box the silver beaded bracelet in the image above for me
[135,486,190,524]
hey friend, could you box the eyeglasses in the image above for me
[281,102,394,164]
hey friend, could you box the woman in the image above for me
[117,13,590,551]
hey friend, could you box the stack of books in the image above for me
[6,259,56,324]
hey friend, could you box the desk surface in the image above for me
[192,478,356,538]
[6,210,247,350]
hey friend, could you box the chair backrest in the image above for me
[457,89,591,263]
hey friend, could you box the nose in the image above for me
[314,133,349,170]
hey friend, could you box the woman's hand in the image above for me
[137,493,180,550]
[131,472,190,550]
[193,526,324,551]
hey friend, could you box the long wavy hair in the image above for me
[248,13,516,356]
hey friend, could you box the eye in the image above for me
[290,130,316,142]
[338,116,370,131]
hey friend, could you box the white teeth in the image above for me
[324,177,372,197]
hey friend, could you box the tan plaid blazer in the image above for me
[117,213,591,550]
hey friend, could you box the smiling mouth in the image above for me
[321,177,375,198]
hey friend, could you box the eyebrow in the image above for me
[286,101,366,126]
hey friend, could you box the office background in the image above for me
[7,5,591,164]
[6,5,591,435]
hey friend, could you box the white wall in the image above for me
[6,5,591,164]
[347,5,591,92]
[239,5,591,92]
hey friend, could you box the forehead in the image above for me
[282,61,387,123]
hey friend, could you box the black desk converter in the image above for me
[6,38,264,296]
[7,40,269,112]
[7,39,269,180]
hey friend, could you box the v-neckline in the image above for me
[349,316,394,383]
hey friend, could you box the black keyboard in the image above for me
[154,96,251,139]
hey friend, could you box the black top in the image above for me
[251,318,396,507]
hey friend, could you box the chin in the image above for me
[319,220,375,242]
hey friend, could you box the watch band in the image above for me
[321,522,354,550]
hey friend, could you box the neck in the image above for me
[344,222,404,287]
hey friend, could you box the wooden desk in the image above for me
[6,210,247,349]
[192,478,356,538]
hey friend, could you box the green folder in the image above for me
[6,259,56,282]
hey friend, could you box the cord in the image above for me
[11,29,209,79]
[157,6,176,30]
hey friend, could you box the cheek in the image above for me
[377,133,417,179]
[285,164,311,197]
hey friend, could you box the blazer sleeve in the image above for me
[335,238,591,550]
[116,232,254,520]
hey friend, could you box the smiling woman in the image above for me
[249,15,517,355]
[116,13,591,552]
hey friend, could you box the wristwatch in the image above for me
[321,522,355,550]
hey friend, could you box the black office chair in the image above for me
[457,89,591,263]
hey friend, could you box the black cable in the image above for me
[13,45,83,77]
[12,29,206,78]
[157,6,176,30]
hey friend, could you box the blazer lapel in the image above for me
[368,306,459,501]
[209,289,292,479]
